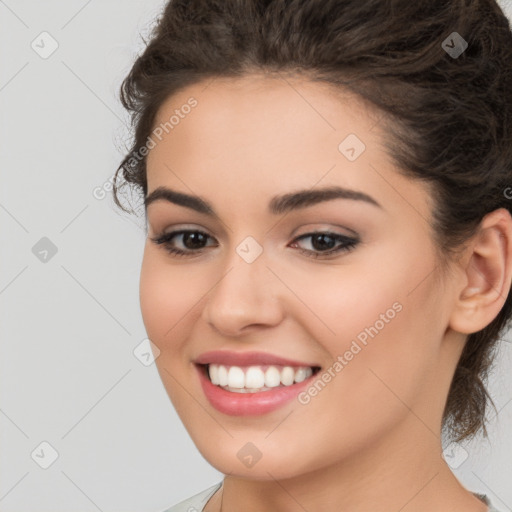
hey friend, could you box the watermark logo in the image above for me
[338,133,366,161]
[442,441,469,469]
[123,97,198,171]
[31,441,59,469]
[236,236,263,264]
[441,32,468,59]
[31,31,59,59]
[298,301,403,405]
[32,237,58,263]
[94,97,198,200]
[133,338,161,366]
[93,172,118,201]
[237,442,263,468]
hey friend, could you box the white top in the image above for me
[162,482,503,512]
[162,483,221,512]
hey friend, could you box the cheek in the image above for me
[325,277,441,432]
[291,244,441,408]
[139,249,203,344]
[278,254,407,344]
[139,251,203,410]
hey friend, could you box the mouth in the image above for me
[196,363,322,393]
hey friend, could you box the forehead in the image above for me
[150,73,376,145]
[147,74,381,179]
[145,74,432,225]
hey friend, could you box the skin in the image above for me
[140,74,512,512]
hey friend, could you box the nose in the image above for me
[201,247,284,337]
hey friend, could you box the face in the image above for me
[140,74,459,479]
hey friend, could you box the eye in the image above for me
[149,229,216,258]
[289,232,359,259]
[149,229,359,259]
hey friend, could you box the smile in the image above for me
[195,363,322,416]
[207,363,318,393]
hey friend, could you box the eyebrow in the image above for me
[144,185,382,217]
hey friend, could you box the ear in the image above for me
[449,208,512,335]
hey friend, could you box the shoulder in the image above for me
[160,482,223,512]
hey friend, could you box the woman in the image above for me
[113,0,512,510]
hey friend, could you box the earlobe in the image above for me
[449,208,512,335]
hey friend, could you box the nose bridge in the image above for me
[213,234,271,305]
[202,233,283,334]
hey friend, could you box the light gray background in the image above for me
[1,1,511,511]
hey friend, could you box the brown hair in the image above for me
[113,0,512,444]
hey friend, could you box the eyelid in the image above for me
[149,222,211,237]
[150,223,357,243]
[291,223,358,238]
[150,225,360,260]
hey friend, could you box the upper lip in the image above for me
[194,350,320,368]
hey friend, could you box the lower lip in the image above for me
[196,364,318,416]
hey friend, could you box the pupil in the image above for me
[312,234,335,251]
[184,232,206,249]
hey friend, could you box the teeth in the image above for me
[281,366,295,386]
[265,366,281,388]
[246,366,265,388]
[227,366,245,388]
[217,365,228,386]
[207,364,314,392]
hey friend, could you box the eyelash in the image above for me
[149,229,359,259]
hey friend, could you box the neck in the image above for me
[212,417,487,512]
